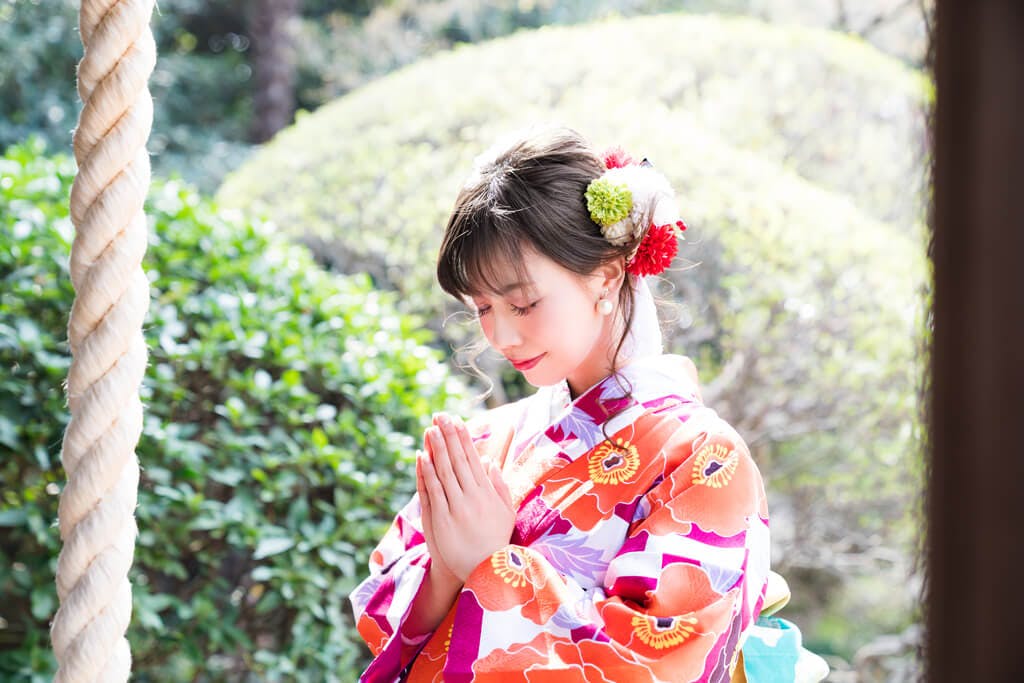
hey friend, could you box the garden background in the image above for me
[1,0,933,680]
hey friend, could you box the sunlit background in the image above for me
[1,1,932,680]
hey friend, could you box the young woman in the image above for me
[349,127,822,682]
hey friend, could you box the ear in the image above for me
[590,257,627,297]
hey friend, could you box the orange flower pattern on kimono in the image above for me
[350,356,771,682]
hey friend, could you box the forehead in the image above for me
[472,249,573,299]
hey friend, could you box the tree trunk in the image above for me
[248,0,300,144]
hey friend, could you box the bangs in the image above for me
[437,206,533,301]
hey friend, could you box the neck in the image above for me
[567,307,632,400]
[567,351,634,401]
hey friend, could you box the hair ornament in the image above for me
[585,147,688,277]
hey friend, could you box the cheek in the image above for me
[477,316,496,344]
[539,297,596,348]
[477,313,526,346]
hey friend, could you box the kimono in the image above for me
[350,355,773,682]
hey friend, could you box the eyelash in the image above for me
[474,301,539,318]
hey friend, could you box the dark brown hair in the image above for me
[436,125,641,403]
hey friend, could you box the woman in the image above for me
[350,126,818,682]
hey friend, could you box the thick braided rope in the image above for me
[52,1,155,680]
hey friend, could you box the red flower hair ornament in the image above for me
[585,147,688,277]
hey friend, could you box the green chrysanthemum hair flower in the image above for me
[585,177,633,228]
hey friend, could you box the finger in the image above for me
[453,417,486,486]
[416,452,430,512]
[428,424,462,499]
[425,429,456,509]
[438,415,478,490]
[421,431,437,502]
[487,460,514,509]
[416,452,436,535]
[423,428,435,458]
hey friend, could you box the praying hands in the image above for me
[416,413,517,583]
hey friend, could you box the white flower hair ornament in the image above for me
[585,148,687,277]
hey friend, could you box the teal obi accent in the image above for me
[742,616,829,683]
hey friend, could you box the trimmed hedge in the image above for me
[0,137,464,681]
[219,12,929,294]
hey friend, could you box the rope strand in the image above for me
[53,2,156,680]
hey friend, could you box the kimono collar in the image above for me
[512,354,702,463]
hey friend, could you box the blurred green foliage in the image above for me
[3,0,730,193]
[0,138,465,680]
[1,0,929,195]
[292,0,741,104]
[221,13,928,312]
[218,13,929,661]
[0,1,82,157]
[0,0,256,193]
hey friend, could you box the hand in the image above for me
[403,441,464,639]
[418,413,516,582]
[416,436,458,584]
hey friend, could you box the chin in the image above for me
[528,377,565,389]
[522,367,566,389]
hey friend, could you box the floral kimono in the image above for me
[350,355,773,682]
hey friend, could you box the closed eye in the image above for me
[511,301,539,317]
[472,300,540,318]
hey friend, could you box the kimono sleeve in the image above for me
[348,491,434,679]
[445,426,771,683]
[349,405,520,681]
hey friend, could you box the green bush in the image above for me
[217,13,929,661]
[0,137,464,681]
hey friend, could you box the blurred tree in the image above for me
[247,0,302,143]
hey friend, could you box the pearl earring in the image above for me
[597,290,613,316]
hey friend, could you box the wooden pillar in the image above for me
[927,1,1024,681]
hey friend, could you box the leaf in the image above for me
[0,508,28,526]
[30,587,55,621]
[251,566,274,582]
[253,536,295,560]
[311,428,328,450]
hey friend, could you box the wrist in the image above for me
[404,560,463,639]
[430,560,463,591]
[456,544,507,584]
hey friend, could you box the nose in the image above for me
[490,310,523,351]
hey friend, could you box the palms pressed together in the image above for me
[416,413,517,583]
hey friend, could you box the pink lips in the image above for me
[508,353,545,371]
